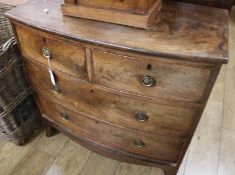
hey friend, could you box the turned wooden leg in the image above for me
[45,124,56,137]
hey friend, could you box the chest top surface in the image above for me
[6,0,228,63]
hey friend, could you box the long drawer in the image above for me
[16,25,88,81]
[36,93,185,163]
[93,50,212,103]
[25,61,197,138]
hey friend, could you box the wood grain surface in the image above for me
[73,0,156,14]
[61,0,162,29]
[16,25,88,81]
[5,0,228,63]
[93,50,212,103]
[36,94,185,163]
[24,60,198,139]
[0,6,234,175]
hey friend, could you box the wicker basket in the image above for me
[0,38,30,112]
[0,38,40,145]
[0,94,40,145]
[0,3,14,46]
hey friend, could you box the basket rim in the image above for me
[0,37,17,56]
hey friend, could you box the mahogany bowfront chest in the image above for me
[6,0,229,174]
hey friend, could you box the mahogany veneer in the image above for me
[6,0,229,174]
[62,0,162,29]
[65,0,157,14]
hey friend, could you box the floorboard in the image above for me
[222,7,235,131]
[150,167,164,175]
[45,140,91,175]
[114,163,152,175]
[9,148,54,175]
[33,131,69,157]
[0,130,43,175]
[80,153,120,175]
[184,100,223,175]
[218,128,235,175]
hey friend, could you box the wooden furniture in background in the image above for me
[6,0,229,174]
[62,0,162,29]
[173,0,234,10]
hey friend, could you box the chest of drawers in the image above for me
[6,0,229,175]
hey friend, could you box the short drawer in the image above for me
[36,94,185,163]
[93,50,212,103]
[16,25,87,81]
[25,61,197,138]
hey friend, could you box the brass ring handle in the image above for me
[135,112,149,122]
[141,75,155,87]
[60,112,69,120]
[134,139,145,148]
[52,85,61,94]
[42,47,52,59]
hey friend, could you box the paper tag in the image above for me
[47,54,56,86]
[49,68,56,86]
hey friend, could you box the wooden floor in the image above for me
[0,6,234,175]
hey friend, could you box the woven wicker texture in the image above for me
[0,94,39,145]
[0,37,40,145]
[0,38,30,112]
[0,3,14,46]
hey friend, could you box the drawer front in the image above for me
[36,94,185,163]
[25,61,197,138]
[93,51,211,103]
[16,25,87,81]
